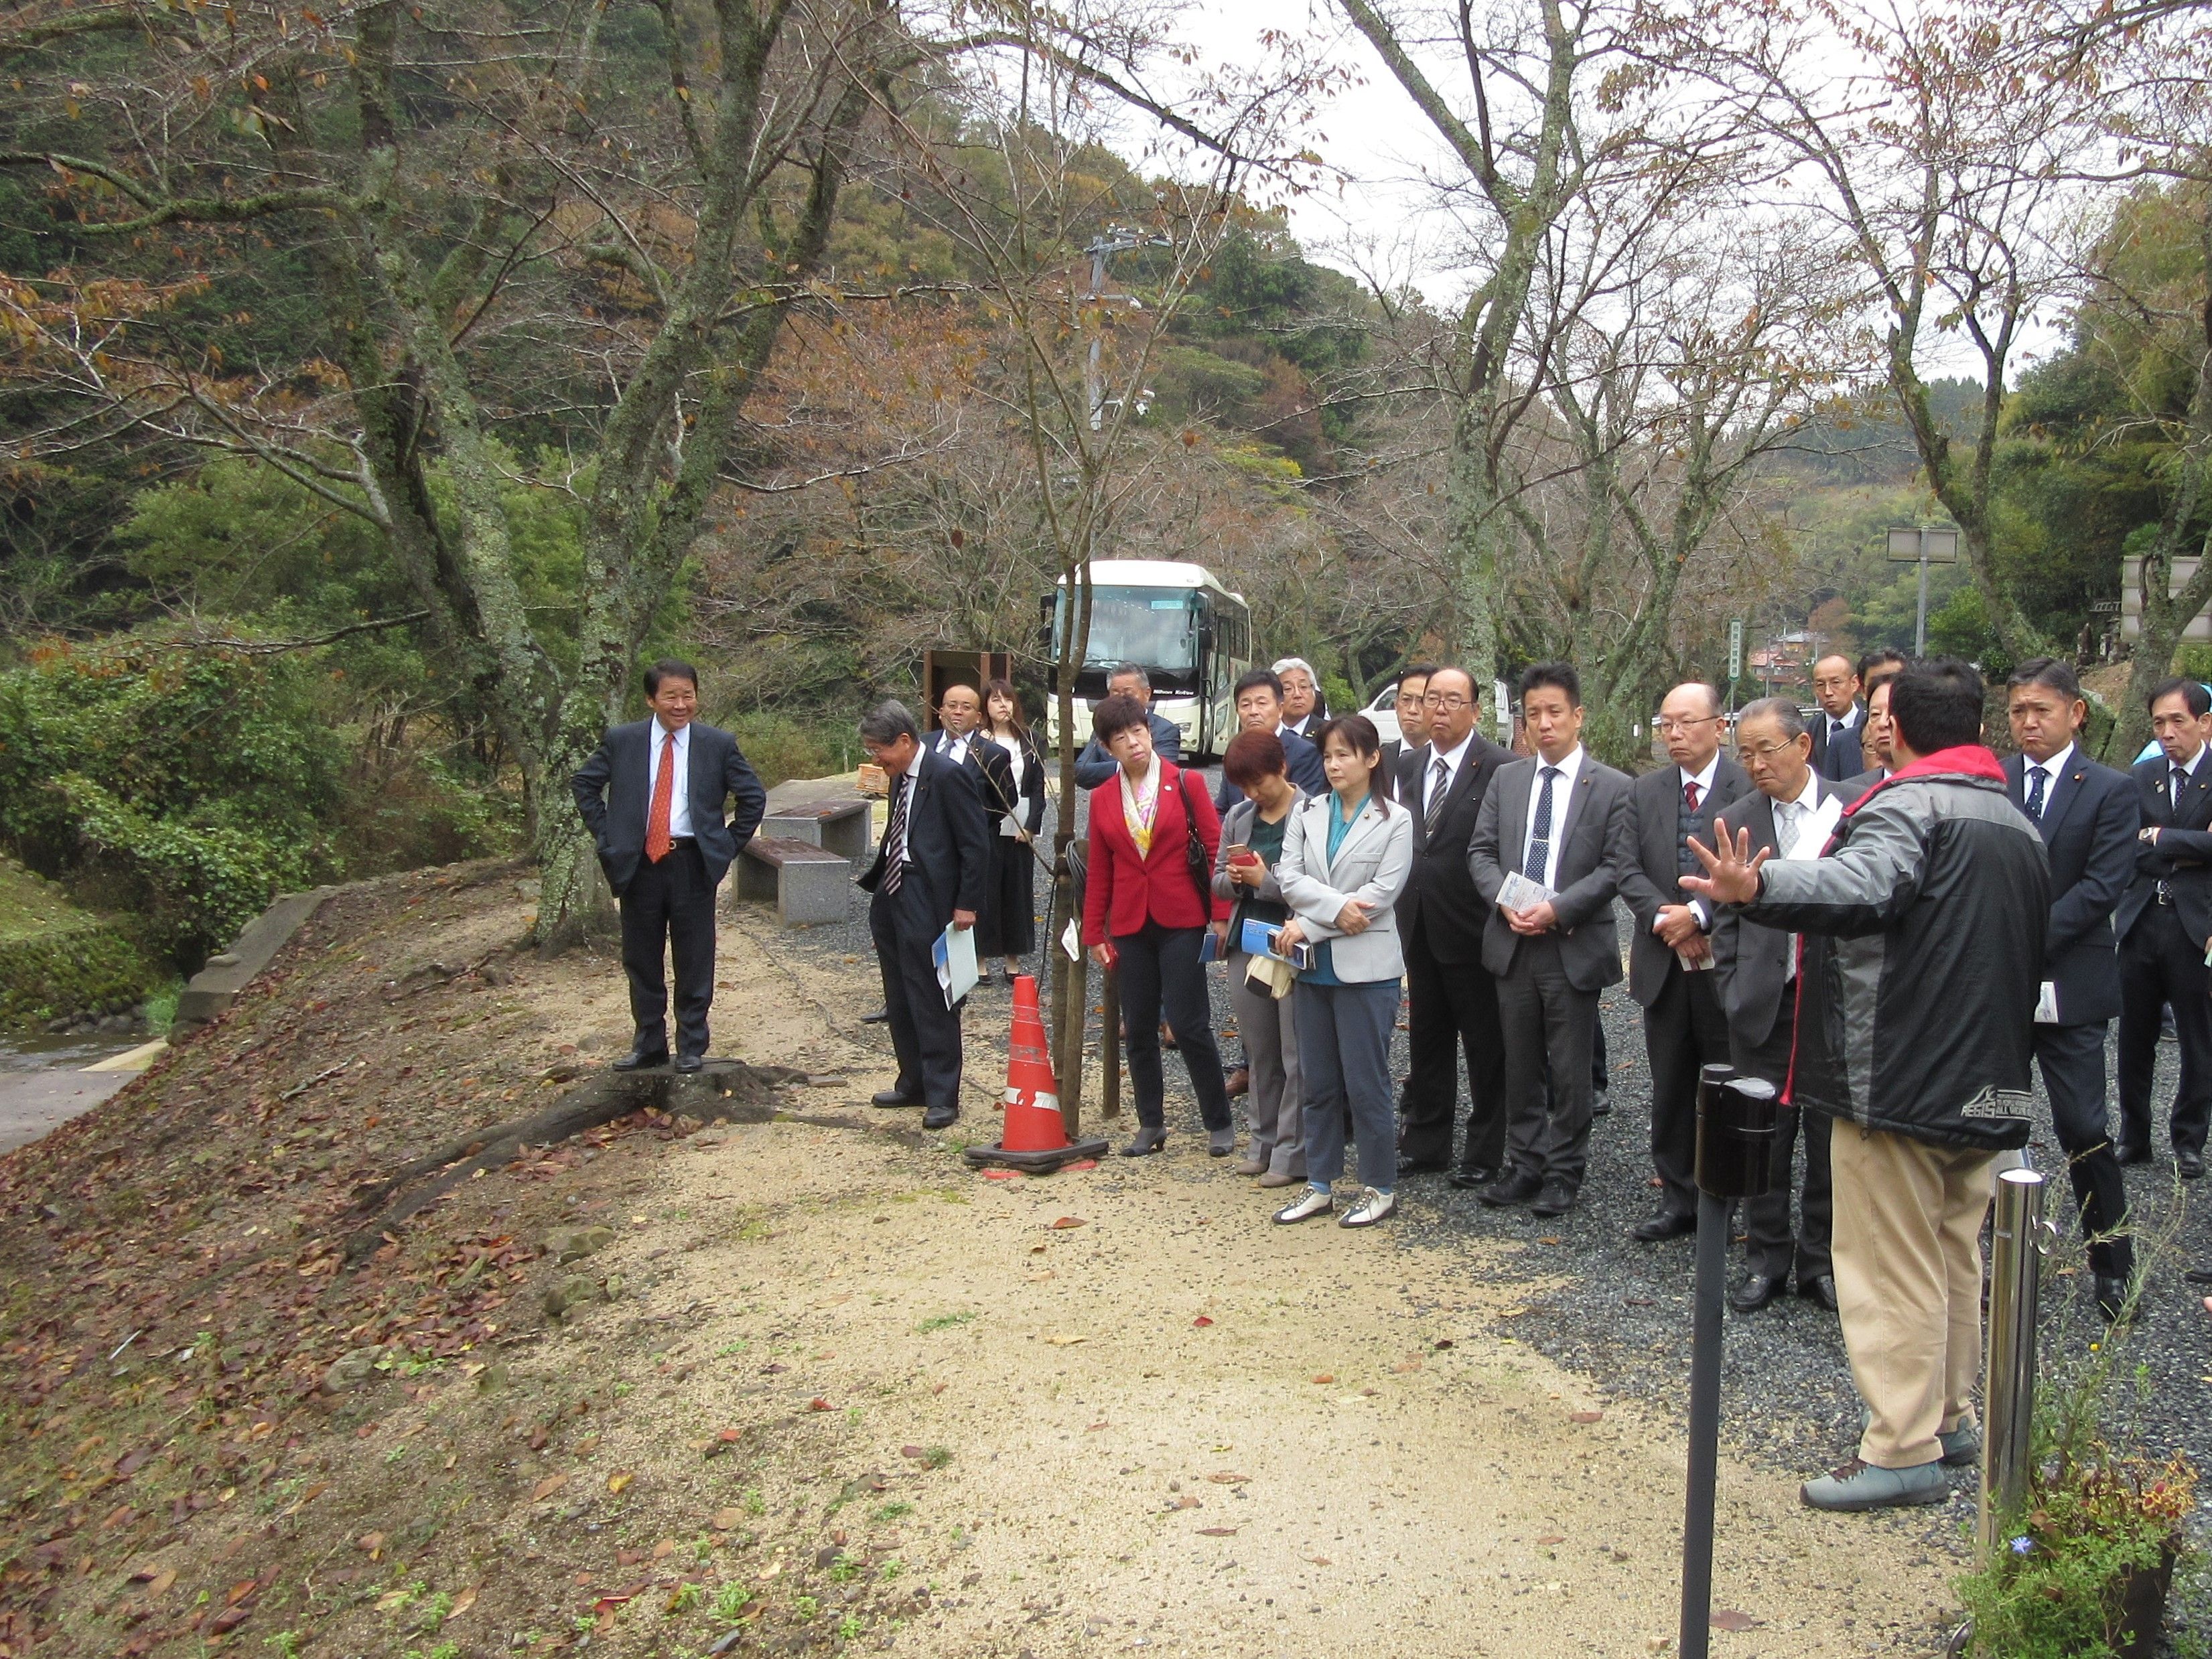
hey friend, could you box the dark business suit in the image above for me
[1073,711,1182,789]
[1710,778,1840,1286]
[1617,756,1752,1220]
[1215,725,1327,807]
[2004,749,2136,1280]
[858,747,993,1115]
[2116,748,2212,1162]
[932,731,1017,952]
[1467,752,1633,1194]
[571,719,767,1060]
[1394,733,1515,1175]
[1808,707,1866,782]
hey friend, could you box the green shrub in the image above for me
[722,710,854,788]
[0,638,343,963]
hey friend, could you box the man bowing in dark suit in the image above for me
[1710,699,1841,1311]
[1393,667,1515,1185]
[1467,662,1634,1220]
[571,659,767,1073]
[2117,677,2212,1180]
[2004,658,2138,1318]
[1618,683,1751,1242]
[857,701,992,1130]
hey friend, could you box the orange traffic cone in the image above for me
[1000,975,1068,1151]
[963,974,1108,1173]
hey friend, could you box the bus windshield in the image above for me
[1053,586,1200,673]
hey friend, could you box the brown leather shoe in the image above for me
[1225,1066,1251,1098]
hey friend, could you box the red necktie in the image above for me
[1684,778,1701,813]
[646,731,677,863]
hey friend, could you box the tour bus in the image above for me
[1043,560,1253,760]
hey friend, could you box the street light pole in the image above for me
[1886,525,1960,656]
[1915,528,1931,658]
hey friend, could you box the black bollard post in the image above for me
[1679,1066,1777,1659]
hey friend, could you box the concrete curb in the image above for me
[173,886,341,1033]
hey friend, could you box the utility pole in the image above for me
[1082,230,1167,431]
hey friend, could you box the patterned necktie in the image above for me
[1524,766,1561,880]
[882,773,910,895]
[2174,765,2189,814]
[1426,756,1449,831]
[646,731,677,863]
[1683,778,1701,813]
[2025,766,2048,821]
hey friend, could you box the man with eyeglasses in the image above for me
[1394,667,1515,1184]
[1709,698,1842,1312]
[1618,683,1751,1242]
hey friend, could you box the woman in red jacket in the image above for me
[1083,693,1235,1158]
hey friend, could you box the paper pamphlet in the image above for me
[1784,796,1844,860]
[2034,981,2061,1024]
[1060,917,1082,962]
[933,923,979,1008]
[1495,870,1558,914]
[1239,918,1312,970]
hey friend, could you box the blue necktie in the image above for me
[2025,766,2047,820]
[1525,766,1561,881]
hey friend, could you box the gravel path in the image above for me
[772,776,2212,1650]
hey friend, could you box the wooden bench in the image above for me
[734,835,851,926]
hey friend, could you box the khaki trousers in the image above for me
[1828,1119,1996,1469]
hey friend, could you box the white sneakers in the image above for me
[1271,1186,1334,1224]
[1338,1187,1396,1228]
[1271,1185,1396,1227]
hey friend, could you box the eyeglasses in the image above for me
[1655,715,1721,735]
[1737,739,1801,762]
[1424,694,1472,709]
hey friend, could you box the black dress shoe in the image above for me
[1530,1179,1576,1219]
[2180,1150,2207,1181]
[1730,1273,1787,1311]
[1799,1273,1840,1312]
[1590,1091,1612,1117]
[861,1007,890,1025]
[1448,1165,1499,1190]
[2114,1141,2152,1165]
[675,1054,704,1074]
[2184,1264,2212,1287]
[2095,1273,2132,1323]
[871,1088,921,1108]
[1396,1155,1449,1178]
[613,1049,669,1072]
[1632,1210,1696,1242]
[1478,1169,1543,1208]
[922,1107,958,1130]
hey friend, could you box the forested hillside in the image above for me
[4,0,2212,980]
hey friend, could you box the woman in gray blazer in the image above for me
[1270,715,1415,1227]
[1211,729,1311,1188]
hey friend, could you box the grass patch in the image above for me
[914,1312,975,1334]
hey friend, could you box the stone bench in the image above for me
[735,836,851,925]
[760,796,873,863]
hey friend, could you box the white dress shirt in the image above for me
[2022,742,2073,817]
[644,717,693,839]
[1824,707,1862,750]
[936,729,973,766]
[992,732,1027,839]
[888,741,928,868]
[1769,766,1827,980]
[1426,731,1475,815]
[1518,743,1586,890]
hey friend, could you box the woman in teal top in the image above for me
[1269,715,1415,1228]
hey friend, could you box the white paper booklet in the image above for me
[1496,870,1558,914]
[933,923,979,1007]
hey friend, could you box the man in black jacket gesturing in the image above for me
[571,659,767,1073]
[1688,658,2049,1515]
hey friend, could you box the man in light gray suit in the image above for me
[1467,662,1634,1220]
[1618,682,1752,1242]
[1709,697,1842,1311]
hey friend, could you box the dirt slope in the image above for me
[0,863,1961,1658]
